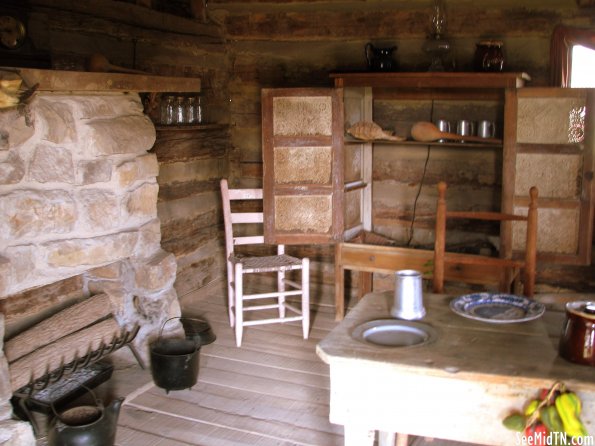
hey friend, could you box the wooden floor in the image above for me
[35,279,475,446]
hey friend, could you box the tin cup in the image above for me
[435,119,450,143]
[391,270,425,320]
[456,120,475,143]
[478,120,496,138]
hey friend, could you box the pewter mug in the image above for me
[391,270,425,320]
[456,120,475,137]
[478,120,496,138]
[435,119,450,142]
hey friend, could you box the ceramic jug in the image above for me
[365,43,397,72]
[48,395,124,446]
[473,40,504,72]
[559,301,595,367]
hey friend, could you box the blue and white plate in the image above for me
[450,293,545,323]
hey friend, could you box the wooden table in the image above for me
[316,291,595,446]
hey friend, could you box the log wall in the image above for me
[15,0,595,297]
[208,0,595,292]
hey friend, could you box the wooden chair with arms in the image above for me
[433,181,539,297]
[220,179,310,347]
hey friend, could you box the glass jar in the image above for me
[194,94,204,124]
[185,96,197,124]
[174,96,186,124]
[160,95,175,125]
[474,40,504,72]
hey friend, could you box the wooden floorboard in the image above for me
[113,284,343,446]
[42,278,478,446]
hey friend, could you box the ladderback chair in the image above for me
[433,181,539,297]
[220,179,310,347]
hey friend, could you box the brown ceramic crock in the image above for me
[559,301,595,366]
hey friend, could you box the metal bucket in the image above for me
[180,317,216,346]
[149,318,200,393]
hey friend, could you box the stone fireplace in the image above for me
[0,68,200,443]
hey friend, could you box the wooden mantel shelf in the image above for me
[1,67,200,93]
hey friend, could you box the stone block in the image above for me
[74,94,145,119]
[77,159,112,185]
[133,250,177,293]
[0,257,8,296]
[116,154,159,187]
[36,98,76,144]
[29,145,75,184]
[136,219,162,258]
[0,247,36,297]
[0,419,36,445]
[130,287,181,363]
[86,116,156,156]
[77,189,120,231]
[126,183,158,218]
[0,352,11,407]
[104,287,133,320]
[0,190,76,239]
[0,152,25,185]
[85,261,133,299]
[0,107,34,151]
[86,261,127,281]
[45,231,138,268]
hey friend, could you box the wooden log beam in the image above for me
[9,318,122,392]
[4,293,113,363]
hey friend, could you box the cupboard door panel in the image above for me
[262,88,344,244]
[512,88,594,264]
[343,87,372,235]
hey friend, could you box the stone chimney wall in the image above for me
[0,91,182,443]
[1,93,161,293]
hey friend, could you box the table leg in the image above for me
[344,425,375,446]
[335,244,345,321]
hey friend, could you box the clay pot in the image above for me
[559,301,595,366]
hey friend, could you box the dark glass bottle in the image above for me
[474,40,504,72]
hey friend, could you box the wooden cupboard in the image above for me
[261,73,595,318]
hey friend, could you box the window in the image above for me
[570,45,595,87]
[550,25,595,87]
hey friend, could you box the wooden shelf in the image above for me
[2,67,201,93]
[330,72,531,89]
[344,137,503,149]
[154,123,227,131]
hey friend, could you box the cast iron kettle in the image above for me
[47,389,124,446]
[559,301,595,367]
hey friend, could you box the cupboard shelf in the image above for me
[343,137,503,149]
[154,123,227,131]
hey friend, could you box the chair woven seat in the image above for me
[231,254,304,273]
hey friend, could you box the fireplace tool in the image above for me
[11,325,139,435]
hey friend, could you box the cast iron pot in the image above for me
[180,317,216,345]
[150,318,200,393]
